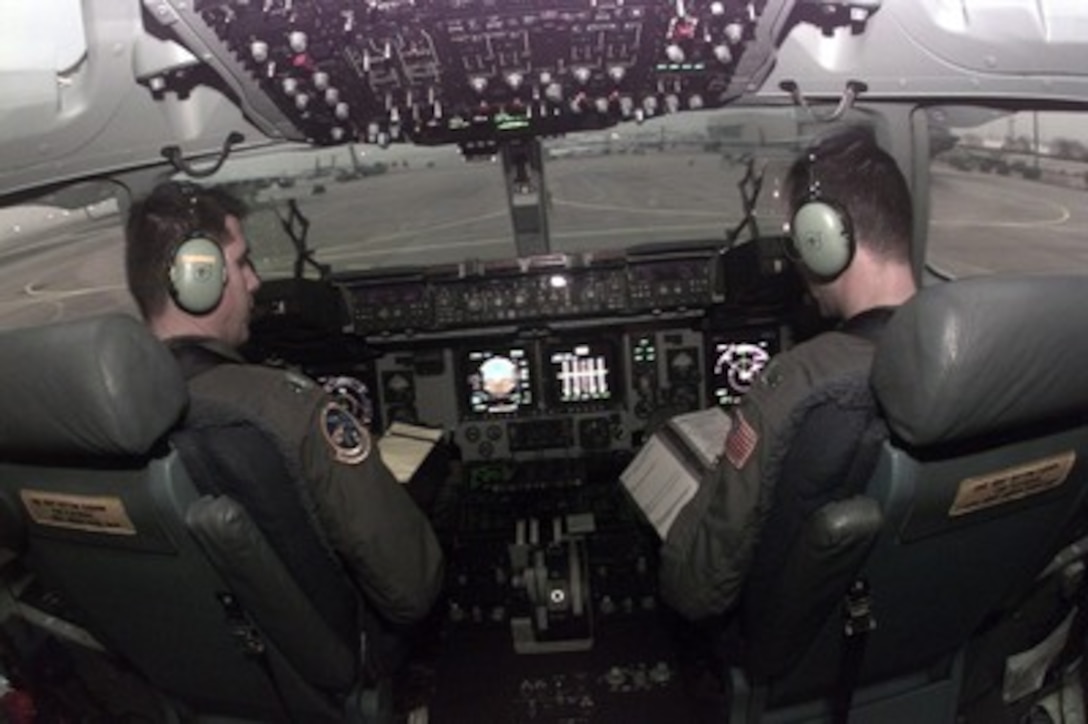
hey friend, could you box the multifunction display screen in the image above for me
[545,341,617,406]
[708,329,779,406]
[465,347,534,415]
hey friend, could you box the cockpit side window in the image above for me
[0,193,134,331]
[926,108,1088,278]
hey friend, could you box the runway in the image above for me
[928,166,1088,277]
[1,154,1086,330]
[0,217,135,329]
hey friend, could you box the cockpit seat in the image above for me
[0,314,382,722]
[732,274,1088,724]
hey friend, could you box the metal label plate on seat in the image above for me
[20,490,137,536]
[948,451,1076,517]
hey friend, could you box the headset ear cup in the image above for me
[169,236,226,314]
[790,200,855,280]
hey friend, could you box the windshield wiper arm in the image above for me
[276,199,329,280]
[724,155,766,249]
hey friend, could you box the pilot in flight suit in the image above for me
[123,181,444,680]
[659,310,892,620]
[657,127,916,621]
[171,337,445,629]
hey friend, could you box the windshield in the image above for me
[210,107,807,279]
[2,104,1088,331]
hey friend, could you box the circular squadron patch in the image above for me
[320,402,372,465]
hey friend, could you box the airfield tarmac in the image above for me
[0,154,1086,330]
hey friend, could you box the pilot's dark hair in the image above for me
[124,181,248,319]
[786,125,913,264]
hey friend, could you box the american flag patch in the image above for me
[724,410,759,470]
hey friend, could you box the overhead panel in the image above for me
[143,0,799,147]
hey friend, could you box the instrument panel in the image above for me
[343,247,723,335]
[254,240,796,462]
[371,321,783,462]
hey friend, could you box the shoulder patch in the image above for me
[320,402,372,465]
[724,409,759,470]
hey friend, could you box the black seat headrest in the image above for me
[872,274,1088,448]
[0,314,187,458]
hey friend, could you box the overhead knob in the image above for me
[250,41,269,63]
[288,31,307,54]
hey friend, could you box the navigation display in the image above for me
[465,347,534,415]
[545,341,618,406]
[708,328,779,406]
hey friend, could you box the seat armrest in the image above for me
[185,495,358,691]
[745,496,883,678]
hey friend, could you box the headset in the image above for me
[166,184,228,314]
[787,151,855,281]
[168,234,227,314]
